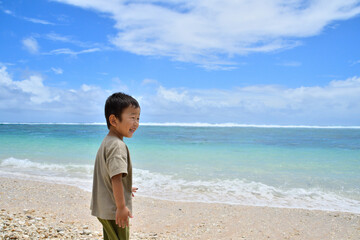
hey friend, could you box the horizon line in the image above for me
[1,122,360,129]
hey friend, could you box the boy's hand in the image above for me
[115,206,133,228]
[132,187,138,197]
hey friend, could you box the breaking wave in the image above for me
[1,157,359,213]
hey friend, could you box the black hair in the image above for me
[104,92,140,129]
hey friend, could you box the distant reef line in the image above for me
[1,122,360,129]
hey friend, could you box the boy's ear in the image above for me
[109,114,117,127]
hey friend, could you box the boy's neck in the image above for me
[108,128,124,140]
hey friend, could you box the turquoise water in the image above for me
[0,123,359,213]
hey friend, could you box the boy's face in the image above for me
[109,106,140,139]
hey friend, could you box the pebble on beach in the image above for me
[0,208,101,240]
[0,208,174,240]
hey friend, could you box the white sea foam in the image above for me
[0,157,93,191]
[0,157,93,174]
[0,170,93,191]
[1,157,359,213]
[1,122,360,128]
[0,122,106,125]
[133,169,360,213]
[140,122,360,129]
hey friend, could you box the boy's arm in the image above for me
[111,174,133,228]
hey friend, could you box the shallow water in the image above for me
[0,123,359,213]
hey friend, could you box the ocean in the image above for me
[0,123,359,213]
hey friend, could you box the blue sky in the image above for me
[1,0,360,125]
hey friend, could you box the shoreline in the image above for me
[2,122,360,129]
[1,177,359,239]
[2,172,359,215]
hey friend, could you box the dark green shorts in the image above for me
[97,218,129,240]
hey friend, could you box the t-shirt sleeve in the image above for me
[105,140,128,179]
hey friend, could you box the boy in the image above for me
[91,92,140,240]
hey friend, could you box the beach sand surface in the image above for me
[0,177,359,240]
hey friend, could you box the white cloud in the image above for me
[51,67,63,75]
[140,77,360,124]
[142,78,159,86]
[1,65,360,125]
[81,84,96,92]
[0,66,13,86]
[3,9,13,15]
[55,0,360,68]
[21,33,102,56]
[46,48,101,56]
[45,33,100,48]
[23,17,54,25]
[13,75,54,104]
[0,66,55,104]
[22,37,39,54]
[111,77,129,92]
[157,86,188,103]
[46,33,71,42]
[3,9,54,25]
[0,66,108,121]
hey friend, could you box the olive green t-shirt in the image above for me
[90,134,132,220]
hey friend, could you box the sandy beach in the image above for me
[0,177,359,240]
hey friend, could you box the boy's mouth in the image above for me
[129,128,136,133]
